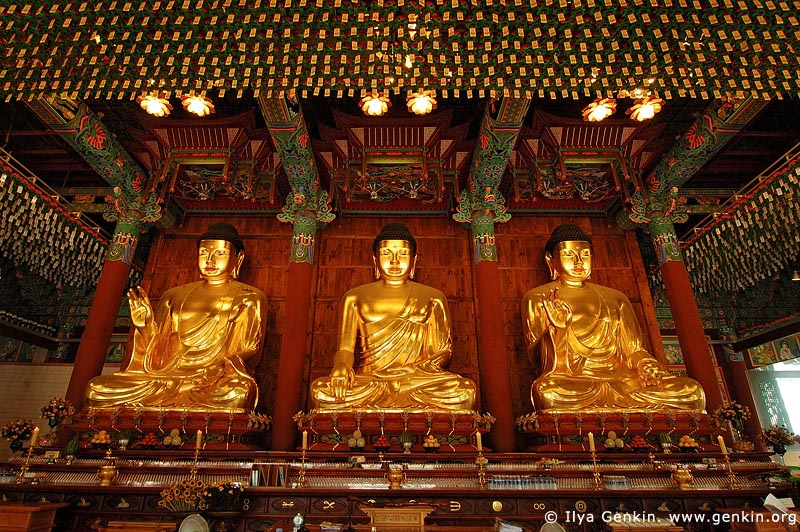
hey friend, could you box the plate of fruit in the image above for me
[603,431,625,452]
[90,430,112,449]
[136,432,161,450]
[373,434,391,452]
[678,435,700,452]
[422,434,441,453]
[629,435,650,453]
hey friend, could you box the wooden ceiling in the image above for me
[2,94,800,241]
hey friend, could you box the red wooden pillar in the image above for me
[471,219,515,452]
[726,355,766,451]
[475,260,516,452]
[66,220,139,410]
[271,227,315,451]
[652,217,725,413]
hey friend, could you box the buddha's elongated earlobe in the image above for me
[545,252,558,280]
[409,256,417,279]
[373,256,380,279]
[232,252,245,279]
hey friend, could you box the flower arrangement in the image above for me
[202,479,244,511]
[158,478,208,512]
[40,397,75,420]
[714,402,751,422]
[760,424,797,452]
[0,419,35,443]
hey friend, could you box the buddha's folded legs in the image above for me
[533,375,704,412]
[85,374,177,408]
[85,371,256,410]
[408,376,476,411]
[628,376,706,411]
[311,375,393,409]
[311,373,476,410]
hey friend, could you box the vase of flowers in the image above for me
[1,418,36,453]
[714,402,752,451]
[40,397,75,431]
[760,424,797,463]
[158,477,208,513]
[202,479,244,514]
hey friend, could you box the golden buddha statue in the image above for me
[311,223,476,411]
[522,224,705,412]
[85,223,267,411]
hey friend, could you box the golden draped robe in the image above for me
[311,282,476,410]
[85,280,267,410]
[523,281,705,412]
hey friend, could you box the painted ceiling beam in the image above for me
[24,96,162,227]
[257,95,334,263]
[453,98,531,227]
[622,97,769,230]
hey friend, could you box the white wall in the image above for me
[0,364,116,461]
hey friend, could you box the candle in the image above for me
[30,427,40,448]
[302,430,308,450]
[588,432,595,452]
[475,431,483,452]
[717,435,728,454]
[195,430,203,450]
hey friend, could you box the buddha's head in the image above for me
[197,223,245,283]
[372,222,418,282]
[544,224,593,285]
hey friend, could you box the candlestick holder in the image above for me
[96,447,118,487]
[476,451,488,490]
[590,449,603,490]
[298,448,307,488]
[14,444,36,484]
[722,453,740,490]
[189,446,201,479]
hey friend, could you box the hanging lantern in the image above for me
[626,96,664,121]
[181,94,215,117]
[359,91,391,116]
[136,94,173,117]
[581,98,617,122]
[406,89,437,115]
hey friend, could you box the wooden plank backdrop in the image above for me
[136,214,663,437]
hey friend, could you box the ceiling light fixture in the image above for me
[407,89,437,116]
[626,96,664,121]
[792,270,800,282]
[181,94,215,117]
[581,98,617,122]
[137,94,173,117]
[359,91,391,117]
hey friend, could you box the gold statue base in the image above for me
[516,411,721,452]
[69,407,271,451]
[294,410,494,453]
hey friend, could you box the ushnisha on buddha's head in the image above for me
[372,222,418,281]
[197,223,245,282]
[544,223,593,284]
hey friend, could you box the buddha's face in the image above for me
[547,241,592,284]
[198,239,242,282]
[374,239,416,282]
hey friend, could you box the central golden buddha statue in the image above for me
[522,224,705,412]
[311,223,476,411]
[85,223,267,411]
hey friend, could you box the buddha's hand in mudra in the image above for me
[542,288,573,329]
[330,362,355,401]
[127,286,154,328]
[636,358,667,388]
